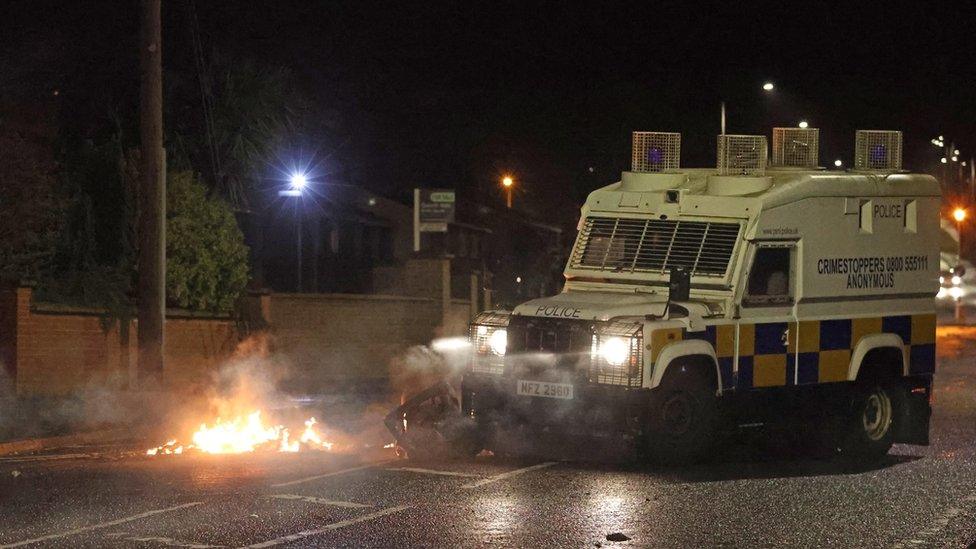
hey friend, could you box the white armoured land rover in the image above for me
[465,129,939,462]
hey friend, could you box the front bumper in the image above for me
[461,373,650,437]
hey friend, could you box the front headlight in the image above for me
[488,329,507,356]
[590,321,643,387]
[596,337,630,366]
[469,311,511,375]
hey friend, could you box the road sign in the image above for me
[414,188,456,251]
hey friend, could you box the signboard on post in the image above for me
[414,188,456,251]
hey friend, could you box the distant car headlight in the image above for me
[488,329,507,356]
[952,275,962,286]
[597,337,630,366]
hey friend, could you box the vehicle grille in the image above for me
[507,317,643,387]
[569,216,740,277]
[508,317,593,355]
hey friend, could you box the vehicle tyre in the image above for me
[838,380,898,461]
[644,369,718,464]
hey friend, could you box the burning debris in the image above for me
[146,413,337,455]
[146,334,349,456]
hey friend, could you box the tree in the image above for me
[165,170,248,312]
[169,58,303,210]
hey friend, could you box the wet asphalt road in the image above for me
[2,328,976,548]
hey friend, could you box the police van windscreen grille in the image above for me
[632,132,680,173]
[772,127,819,168]
[570,216,740,277]
[854,130,903,171]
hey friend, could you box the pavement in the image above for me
[1,328,976,548]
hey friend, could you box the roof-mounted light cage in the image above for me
[772,127,819,168]
[632,132,681,173]
[717,134,768,176]
[854,130,903,171]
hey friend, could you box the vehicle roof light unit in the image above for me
[854,130,903,171]
[772,127,820,168]
[632,132,681,173]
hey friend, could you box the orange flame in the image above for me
[146,411,337,456]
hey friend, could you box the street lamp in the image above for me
[762,82,775,91]
[953,207,967,320]
[834,159,843,168]
[501,175,514,209]
[798,120,809,129]
[279,171,309,291]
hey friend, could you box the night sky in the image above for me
[4,1,976,224]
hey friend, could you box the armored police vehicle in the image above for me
[465,129,938,461]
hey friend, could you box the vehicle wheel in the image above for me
[839,381,897,461]
[644,371,718,464]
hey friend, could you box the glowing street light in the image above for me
[941,157,948,164]
[834,159,843,168]
[798,120,809,129]
[290,172,308,191]
[762,82,775,91]
[501,175,515,209]
[953,207,967,223]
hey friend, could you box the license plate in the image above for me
[516,380,574,400]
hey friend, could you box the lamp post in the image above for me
[953,207,967,322]
[501,176,514,209]
[281,173,307,291]
[954,207,966,254]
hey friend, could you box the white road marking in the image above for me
[240,505,412,548]
[461,461,557,489]
[892,490,976,548]
[268,494,372,508]
[0,501,204,548]
[123,536,223,548]
[385,466,481,478]
[271,460,393,488]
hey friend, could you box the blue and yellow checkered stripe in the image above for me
[650,314,936,391]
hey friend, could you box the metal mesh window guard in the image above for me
[570,216,740,277]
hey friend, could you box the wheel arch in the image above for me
[849,333,907,381]
[648,340,722,395]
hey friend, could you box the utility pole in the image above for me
[138,0,166,384]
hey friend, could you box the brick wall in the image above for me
[1,279,473,396]
[4,287,239,397]
[0,287,19,392]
